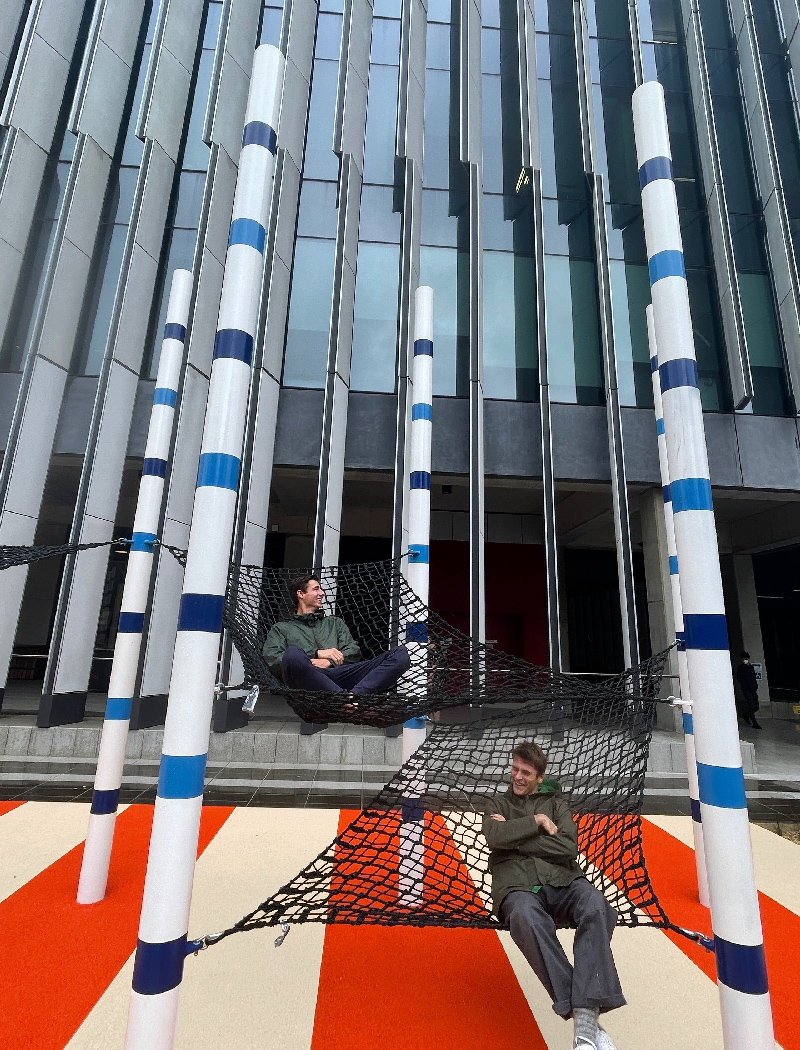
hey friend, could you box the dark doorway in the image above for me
[753,547,800,703]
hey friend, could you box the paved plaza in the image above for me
[2,801,798,1050]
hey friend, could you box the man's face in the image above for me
[510,757,544,797]
[298,579,325,612]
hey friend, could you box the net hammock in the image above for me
[4,543,704,945]
[0,538,187,572]
[195,660,703,948]
[223,557,666,728]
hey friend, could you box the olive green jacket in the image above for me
[262,610,362,678]
[482,778,583,916]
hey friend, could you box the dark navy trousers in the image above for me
[280,644,410,695]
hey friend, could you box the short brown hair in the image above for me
[511,741,546,776]
[289,574,319,603]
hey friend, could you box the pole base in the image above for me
[384,724,403,738]
[38,691,87,728]
[130,694,168,730]
[300,720,328,735]
[212,696,250,733]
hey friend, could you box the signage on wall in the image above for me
[752,662,763,681]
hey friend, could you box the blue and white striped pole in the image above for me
[634,81,773,1049]
[77,269,193,906]
[124,45,283,1050]
[647,304,709,909]
[398,286,433,907]
[404,285,434,761]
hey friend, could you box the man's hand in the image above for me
[490,813,506,822]
[317,648,344,666]
[534,813,558,835]
[310,658,332,668]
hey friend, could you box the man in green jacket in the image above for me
[483,741,624,1050]
[263,573,410,696]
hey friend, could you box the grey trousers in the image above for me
[500,880,626,1018]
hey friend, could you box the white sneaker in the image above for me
[596,1027,618,1050]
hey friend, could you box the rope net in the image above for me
[205,668,673,942]
[0,539,187,572]
[223,558,665,727]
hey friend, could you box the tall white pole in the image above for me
[633,81,773,1050]
[646,304,709,909]
[77,269,193,905]
[404,285,434,760]
[398,286,433,906]
[124,45,283,1050]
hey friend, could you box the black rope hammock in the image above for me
[2,542,711,949]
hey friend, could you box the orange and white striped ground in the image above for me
[1,801,796,1050]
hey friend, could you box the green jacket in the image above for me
[262,610,362,678]
[482,778,583,916]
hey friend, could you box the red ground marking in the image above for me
[0,802,233,1050]
[641,819,799,1050]
[0,800,25,817]
[310,810,549,1050]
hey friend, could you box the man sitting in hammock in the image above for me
[263,573,410,697]
[483,741,624,1050]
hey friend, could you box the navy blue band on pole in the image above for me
[91,788,120,815]
[638,155,673,188]
[714,937,769,995]
[177,593,225,633]
[132,936,188,995]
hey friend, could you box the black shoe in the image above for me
[752,720,763,729]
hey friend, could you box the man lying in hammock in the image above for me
[483,741,624,1050]
[262,573,410,698]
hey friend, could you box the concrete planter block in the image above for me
[253,733,278,763]
[319,733,343,765]
[6,726,32,755]
[51,727,78,757]
[384,736,402,767]
[140,730,165,759]
[297,733,320,764]
[0,726,8,754]
[231,732,255,763]
[125,732,144,759]
[670,741,688,773]
[362,735,385,765]
[741,740,756,774]
[74,728,101,758]
[29,727,54,756]
[208,732,234,762]
[275,730,299,765]
[342,733,363,765]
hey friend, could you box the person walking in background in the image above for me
[736,651,762,729]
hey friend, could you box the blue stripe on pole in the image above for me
[163,323,186,342]
[153,387,178,407]
[690,797,701,823]
[142,457,167,478]
[196,451,240,491]
[676,630,686,650]
[242,119,277,153]
[412,403,432,421]
[638,155,673,188]
[118,611,145,633]
[656,417,665,435]
[228,216,266,253]
[648,249,685,284]
[684,613,729,650]
[410,471,431,489]
[213,329,253,365]
[132,935,188,995]
[404,716,427,729]
[402,798,426,822]
[669,555,678,574]
[406,621,429,642]
[660,357,699,392]
[715,937,769,995]
[157,753,207,799]
[670,477,713,512]
[650,355,658,373]
[131,531,157,552]
[177,592,225,633]
[697,762,747,809]
[408,544,429,563]
[105,696,132,720]
[662,485,671,504]
[91,788,120,815]
[413,339,433,356]
[682,711,693,735]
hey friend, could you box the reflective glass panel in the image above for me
[544,255,604,405]
[350,242,400,392]
[282,239,336,387]
[420,245,467,396]
[363,65,399,185]
[304,59,340,180]
[483,252,537,401]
